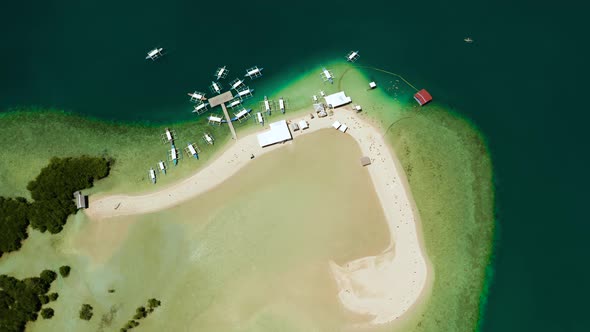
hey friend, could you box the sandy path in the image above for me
[85,107,431,324]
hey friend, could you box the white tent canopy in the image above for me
[324,91,352,108]
[257,120,293,147]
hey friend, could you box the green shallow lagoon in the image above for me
[0,64,494,331]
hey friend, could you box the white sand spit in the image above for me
[85,107,431,324]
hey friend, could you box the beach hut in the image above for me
[354,104,362,112]
[360,156,371,166]
[414,89,433,106]
[332,121,341,129]
[369,81,377,89]
[290,122,300,131]
[299,120,309,130]
[73,191,88,209]
[339,124,348,133]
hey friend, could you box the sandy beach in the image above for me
[85,106,431,324]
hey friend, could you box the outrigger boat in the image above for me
[149,168,157,184]
[236,88,254,99]
[256,112,264,126]
[263,96,271,115]
[164,128,174,143]
[346,50,360,62]
[146,48,164,60]
[188,91,207,102]
[321,68,334,84]
[203,133,214,145]
[211,81,222,94]
[187,143,199,159]
[158,160,166,174]
[279,97,285,114]
[464,37,474,43]
[230,78,245,90]
[244,66,263,79]
[170,144,179,165]
[214,66,228,80]
[192,102,208,114]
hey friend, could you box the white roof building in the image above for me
[257,120,293,147]
[324,91,352,108]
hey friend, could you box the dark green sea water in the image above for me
[1,0,588,330]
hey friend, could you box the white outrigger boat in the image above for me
[227,98,241,109]
[203,133,214,145]
[229,78,245,90]
[186,143,200,159]
[236,88,254,99]
[188,91,207,102]
[279,97,285,114]
[263,96,271,115]
[210,81,222,94]
[163,128,174,144]
[149,168,157,184]
[464,37,474,43]
[256,111,264,126]
[158,160,167,174]
[214,66,228,80]
[192,102,209,114]
[321,68,334,84]
[346,50,360,62]
[244,66,263,79]
[170,144,179,165]
[146,48,164,60]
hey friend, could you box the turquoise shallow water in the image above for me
[1,0,588,330]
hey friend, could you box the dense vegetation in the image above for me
[40,308,54,319]
[0,198,30,256]
[120,298,161,331]
[79,304,93,321]
[0,269,59,331]
[0,157,110,257]
[58,265,70,278]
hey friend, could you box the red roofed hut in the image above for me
[414,89,433,106]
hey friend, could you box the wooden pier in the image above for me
[209,91,237,140]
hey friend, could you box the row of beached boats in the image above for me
[148,128,215,184]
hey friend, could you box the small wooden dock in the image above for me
[209,91,237,140]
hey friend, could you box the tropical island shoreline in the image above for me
[86,105,433,324]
